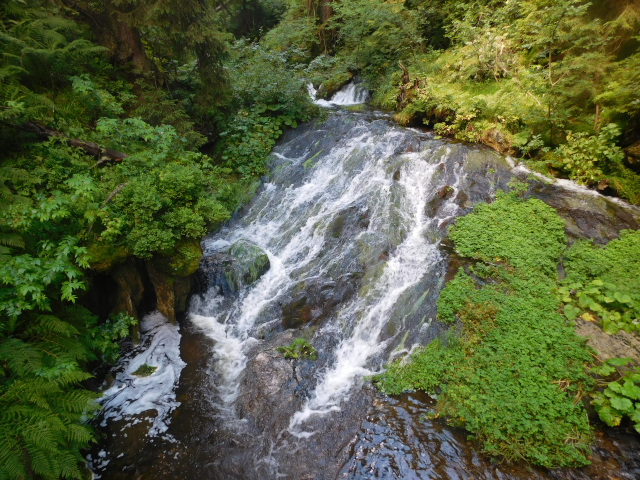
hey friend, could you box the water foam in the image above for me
[97,311,185,437]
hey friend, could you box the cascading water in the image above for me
[307,81,370,107]
[89,83,640,479]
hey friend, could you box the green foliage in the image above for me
[560,229,640,334]
[132,364,157,377]
[217,42,314,177]
[277,338,317,360]
[375,192,595,467]
[274,0,639,203]
[448,186,566,276]
[0,304,125,480]
[0,1,314,478]
[544,123,640,203]
[90,313,137,363]
[372,337,463,394]
[591,357,640,433]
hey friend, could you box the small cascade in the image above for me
[307,81,370,107]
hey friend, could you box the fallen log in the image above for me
[21,121,128,162]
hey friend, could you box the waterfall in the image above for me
[307,81,370,107]
[189,113,466,427]
[90,101,640,480]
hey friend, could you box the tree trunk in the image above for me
[59,0,152,72]
[320,0,334,23]
[21,121,128,161]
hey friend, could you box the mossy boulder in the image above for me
[86,242,129,272]
[225,240,270,292]
[317,72,353,99]
[155,238,203,277]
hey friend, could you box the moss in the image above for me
[86,242,129,272]
[345,104,366,112]
[156,238,202,277]
[132,364,157,377]
[317,71,353,99]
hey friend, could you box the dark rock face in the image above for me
[280,273,359,329]
[146,260,176,323]
[110,259,144,319]
[196,239,270,296]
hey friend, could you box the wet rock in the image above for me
[146,260,176,323]
[575,319,640,366]
[317,72,353,99]
[236,330,303,425]
[227,240,270,289]
[425,185,456,217]
[196,240,270,295]
[174,276,191,315]
[282,296,312,329]
[280,274,359,329]
[393,169,401,181]
[532,182,640,244]
[480,128,515,155]
[455,190,469,208]
[328,205,369,239]
[110,259,144,320]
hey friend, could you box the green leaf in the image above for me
[621,381,640,400]
[607,358,632,367]
[610,396,634,414]
[597,405,622,426]
[563,304,579,320]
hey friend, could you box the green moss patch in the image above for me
[132,364,157,377]
[374,189,595,468]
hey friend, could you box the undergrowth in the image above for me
[374,188,596,468]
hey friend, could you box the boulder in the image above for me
[197,240,270,295]
[480,128,515,155]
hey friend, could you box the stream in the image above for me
[88,84,640,479]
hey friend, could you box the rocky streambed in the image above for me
[88,103,640,479]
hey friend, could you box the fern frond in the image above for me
[0,232,24,249]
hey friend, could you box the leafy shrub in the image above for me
[562,230,640,334]
[552,124,625,186]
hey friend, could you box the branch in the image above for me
[21,121,128,162]
[86,182,129,235]
[102,183,128,207]
[526,91,542,106]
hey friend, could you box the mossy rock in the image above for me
[86,242,129,272]
[225,239,270,292]
[345,104,367,113]
[317,72,353,99]
[155,238,203,277]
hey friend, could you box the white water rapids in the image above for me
[89,82,640,479]
[188,83,467,438]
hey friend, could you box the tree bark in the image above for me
[58,0,152,72]
[320,0,334,23]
